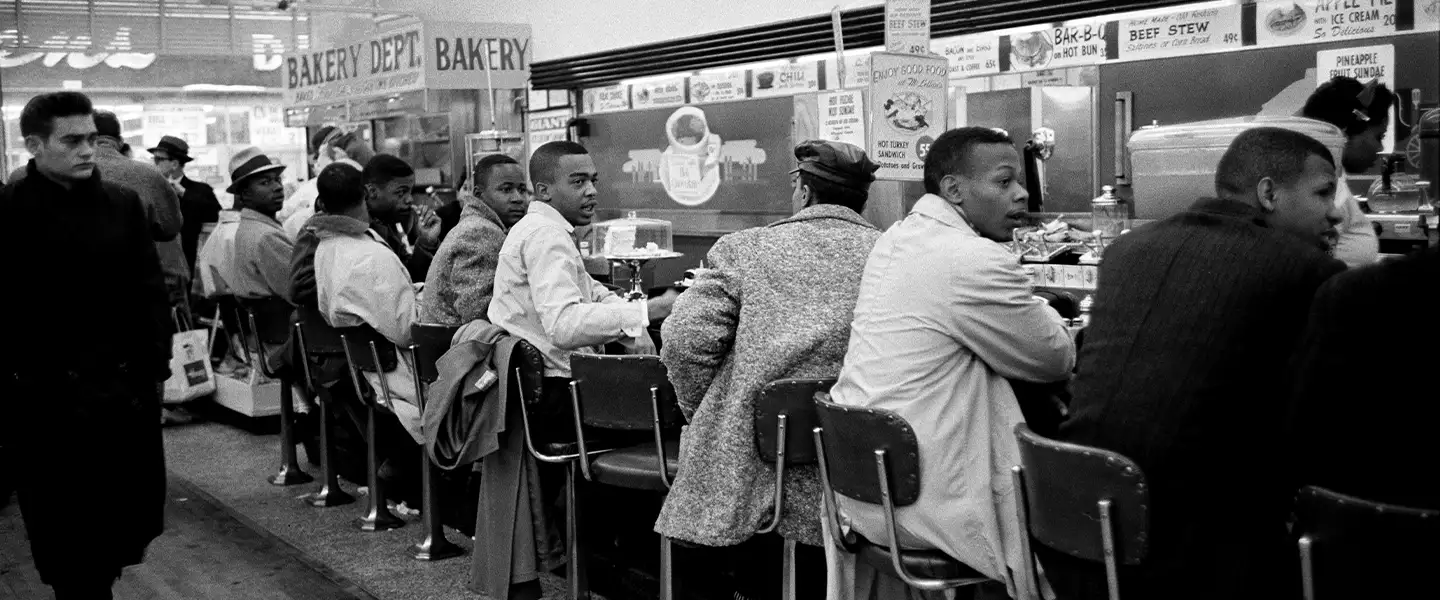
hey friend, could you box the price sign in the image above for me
[1119,5,1244,61]
[885,0,931,55]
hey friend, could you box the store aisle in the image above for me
[0,476,377,600]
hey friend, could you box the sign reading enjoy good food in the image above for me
[868,52,948,181]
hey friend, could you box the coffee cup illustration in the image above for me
[660,106,723,206]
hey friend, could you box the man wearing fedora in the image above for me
[149,135,219,272]
[230,146,293,303]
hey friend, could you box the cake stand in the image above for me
[605,251,685,301]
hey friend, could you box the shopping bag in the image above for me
[164,328,216,404]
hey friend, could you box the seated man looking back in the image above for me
[420,154,530,326]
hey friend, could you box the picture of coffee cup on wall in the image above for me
[659,106,724,206]
[1266,3,1307,37]
[756,71,776,89]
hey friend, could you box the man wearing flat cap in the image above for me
[149,135,220,272]
[655,140,882,576]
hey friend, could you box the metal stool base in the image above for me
[408,536,465,561]
[302,484,355,508]
[354,507,405,532]
[268,465,314,486]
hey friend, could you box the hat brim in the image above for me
[226,163,286,194]
[146,143,192,163]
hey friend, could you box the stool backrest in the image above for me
[1295,485,1439,597]
[337,325,399,373]
[755,378,832,466]
[239,296,295,346]
[813,393,921,507]
[410,323,460,384]
[1014,423,1150,565]
[295,304,346,356]
[570,354,682,431]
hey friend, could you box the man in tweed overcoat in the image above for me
[656,141,881,551]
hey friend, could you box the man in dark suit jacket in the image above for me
[1042,127,1347,600]
[149,135,220,271]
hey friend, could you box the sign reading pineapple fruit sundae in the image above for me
[868,52,948,181]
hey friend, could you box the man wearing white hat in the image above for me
[229,146,293,302]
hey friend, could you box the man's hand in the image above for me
[416,207,443,251]
[647,288,681,322]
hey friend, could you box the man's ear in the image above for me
[532,181,550,201]
[940,173,965,205]
[800,183,813,205]
[1256,177,1278,212]
[23,135,42,157]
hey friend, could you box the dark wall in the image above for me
[1099,33,1440,186]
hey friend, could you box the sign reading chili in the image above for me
[282,20,531,107]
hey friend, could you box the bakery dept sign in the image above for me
[622,106,768,207]
[283,21,531,106]
[1008,21,1107,72]
[1119,5,1244,61]
[1257,1,1399,46]
[868,53,948,182]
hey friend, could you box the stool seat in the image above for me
[852,534,985,581]
[589,439,681,492]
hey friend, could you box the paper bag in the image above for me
[164,328,215,404]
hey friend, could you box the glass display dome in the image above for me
[590,211,680,259]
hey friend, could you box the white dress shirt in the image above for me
[315,223,422,442]
[488,201,647,378]
[827,194,1075,600]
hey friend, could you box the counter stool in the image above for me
[294,306,355,508]
[339,325,405,532]
[215,295,251,365]
[1295,486,1439,600]
[755,378,833,600]
[240,297,313,486]
[515,347,618,600]
[404,323,464,561]
[1012,423,1151,600]
[812,393,991,593]
[568,354,684,600]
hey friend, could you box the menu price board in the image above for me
[1119,5,1244,61]
[688,71,749,104]
[751,62,822,98]
[1317,44,1396,151]
[934,34,1001,78]
[1007,20,1109,72]
[819,90,867,149]
[1257,0,1399,47]
[868,53,948,181]
[885,0,932,55]
[631,77,688,110]
[583,84,631,114]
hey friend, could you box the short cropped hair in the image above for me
[800,171,868,213]
[922,127,1015,195]
[529,140,589,186]
[332,131,375,164]
[1215,127,1336,198]
[363,154,414,187]
[317,162,365,213]
[93,111,123,139]
[474,154,521,190]
[1302,77,1394,136]
[20,91,93,138]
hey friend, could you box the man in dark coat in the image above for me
[149,135,220,271]
[0,92,170,599]
[1042,127,1347,600]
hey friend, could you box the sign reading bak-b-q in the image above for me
[283,21,532,107]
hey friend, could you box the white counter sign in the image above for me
[632,77,687,110]
[583,84,631,113]
[934,34,1001,78]
[1257,1,1399,47]
[1317,44,1396,151]
[751,62,820,98]
[688,71,748,104]
[1009,21,1107,72]
[819,90,866,149]
[868,52,948,181]
[885,0,932,55]
[1119,5,1243,61]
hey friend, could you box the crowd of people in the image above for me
[0,76,1434,600]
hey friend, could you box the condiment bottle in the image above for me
[1077,294,1094,328]
[1091,186,1128,239]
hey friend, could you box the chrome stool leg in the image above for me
[268,379,313,486]
[568,462,589,600]
[659,535,674,600]
[406,351,462,560]
[295,323,353,507]
[781,538,797,600]
[343,336,404,532]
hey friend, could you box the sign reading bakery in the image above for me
[1257,0,1400,46]
[283,20,531,107]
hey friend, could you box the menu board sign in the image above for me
[527,108,574,159]
[631,77,688,110]
[750,61,821,98]
[1119,5,1244,61]
[1007,20,1108,72]
[583,84,631,113]
[1317,44,1396,150]
[885,0,932,55]
[838,53,874,88]
[1256,1,1399,47]
[934,34,1001,78]
[819,90,867,149]
[867,52,948,181]
[688,70,748,104]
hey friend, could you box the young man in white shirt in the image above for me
[488,140,677,441]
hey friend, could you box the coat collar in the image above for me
[911,193,980,236]
[462,201,506,231]
[1188,197,1268,228]
[770,203,877,231]
[527,200,573,233]
[240,208,283,230]
[21,159,103,197]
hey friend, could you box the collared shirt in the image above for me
[1332,171,1378,268]
[231,208,294,299]
[488,201,647,378]
[196,210,242,297]
[828,193,1074,599]
[314,221,422,441]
